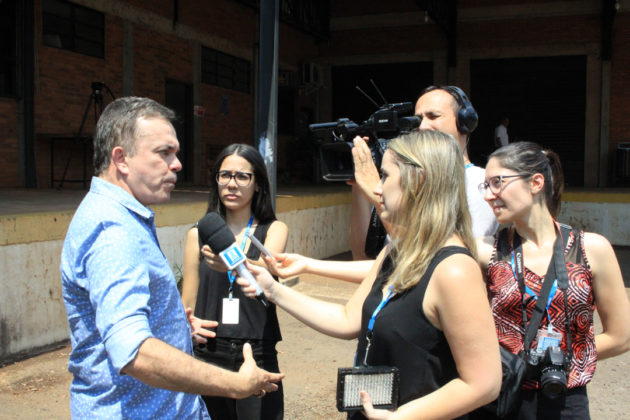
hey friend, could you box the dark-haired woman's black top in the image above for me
[193,221,282,341]
[351,246,471,419]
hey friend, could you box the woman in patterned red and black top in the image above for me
[475,141,630,419]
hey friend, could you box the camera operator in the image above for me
[265,86,499,284]
[474,141,630,419]
[350,85,498,259]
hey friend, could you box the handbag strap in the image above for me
[554,224,574,364]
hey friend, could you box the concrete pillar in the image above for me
[599,60,611,187]
[122,21,133,96]
[584,53,601,187]
[192,44,202,185]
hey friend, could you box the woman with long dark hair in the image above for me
[181,143,288,420]
[476,141,630,419]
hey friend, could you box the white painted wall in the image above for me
[0,240,69,359]
[4,198,626,362]
[559,201,630,246]
[1,204,351,362]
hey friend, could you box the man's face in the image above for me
[415,89,460,141]
[124,117,182,206]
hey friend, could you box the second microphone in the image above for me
[197,212,270,308]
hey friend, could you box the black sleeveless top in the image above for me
[352,246,472,418]
[193,220,282,342]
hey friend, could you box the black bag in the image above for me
[483,225,574,417]
[485,346,527,417]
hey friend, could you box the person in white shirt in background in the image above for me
[494,116,510,148]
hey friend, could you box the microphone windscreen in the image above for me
[197,213,236,253]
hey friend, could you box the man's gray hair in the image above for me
[93,96,176,175]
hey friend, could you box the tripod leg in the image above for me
[58,139,77,190]
[58,94,94,189]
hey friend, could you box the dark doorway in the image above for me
[470,55,586,187]
[0,0,17,98]
[331,62,433,123]
[165,80,193,183]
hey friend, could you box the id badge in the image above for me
[222,298,240,324]
[535,326,562,352]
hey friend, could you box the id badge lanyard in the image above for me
[510,251,558,328]
[510,225,571,346]
[360,286,395,366]
[227,215,254,299]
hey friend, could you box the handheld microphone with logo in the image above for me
[197,213,269,308]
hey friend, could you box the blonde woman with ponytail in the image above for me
[239,130,502,419]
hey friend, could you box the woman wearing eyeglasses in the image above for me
[475,141,630,419]
[181,143,288,420]
[240,131,502,419]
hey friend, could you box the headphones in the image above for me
[439,85,479,135]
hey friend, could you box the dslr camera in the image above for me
[525,346,570,398]
[310,102,420,181]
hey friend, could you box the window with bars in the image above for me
[42,0,104,58]
[201,47,250,94]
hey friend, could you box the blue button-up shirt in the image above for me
[61,177,209,419]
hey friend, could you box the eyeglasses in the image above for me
[216,170,254,187]
[478,174,529,195]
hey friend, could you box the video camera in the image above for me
[310,85,420,181]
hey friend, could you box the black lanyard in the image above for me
[511,224,573,358]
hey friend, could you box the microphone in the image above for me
[197,213,269,308]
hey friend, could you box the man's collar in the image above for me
[90,176,154,220]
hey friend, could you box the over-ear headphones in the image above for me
[442,85,478,135]
[419,85,479,134]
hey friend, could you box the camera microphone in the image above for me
[197,213,269,308]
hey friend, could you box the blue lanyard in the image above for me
[465,163,474,169]
[509,224,573,357]
[227,215,254,295]
[360,286,395,366]
[510,250,558,323]
[367,286,395,333]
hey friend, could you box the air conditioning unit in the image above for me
[301,62,322,85]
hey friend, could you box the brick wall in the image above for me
[133,26,193,99]
[3,1,628,188]
[610,12,630,149]
[34,5,124,188]
[198,84,254,184]
[180,0,257,49]
[0,100,19,187]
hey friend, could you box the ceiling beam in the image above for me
[416,0,457,66]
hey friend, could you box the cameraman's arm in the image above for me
[349,186,371,260]
[351,136,381,207]
[348,136,381,259]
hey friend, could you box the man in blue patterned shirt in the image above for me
[60,97,283,419]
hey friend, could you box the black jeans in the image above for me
[470,386,589,420]
[195,338,284,420]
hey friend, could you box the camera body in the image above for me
[310,102,420,181]
[525,346,570,399]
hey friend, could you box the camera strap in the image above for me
[511,223,573,360]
